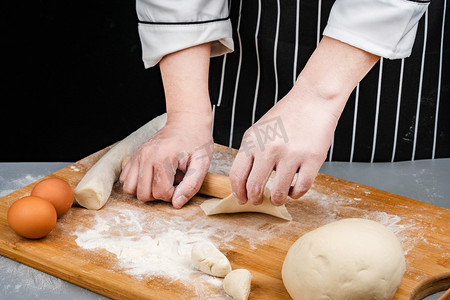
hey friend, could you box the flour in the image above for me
[299,188,429,257]
[76,218,213,279]
[77,210,199,277]
[73,205,227,298]
[369,211,421,255]
[70,165,80,172]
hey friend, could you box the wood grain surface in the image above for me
[0,144,449,299]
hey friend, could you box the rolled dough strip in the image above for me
[200,188,292,221]
[74,113,167,210]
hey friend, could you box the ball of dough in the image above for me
[223,269,252,300]
[282,218,406,300]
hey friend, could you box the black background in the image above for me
[3,1,449,162]
[3,0,166,162]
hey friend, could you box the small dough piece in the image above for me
[191,241,232,277]
[223,269,252,300]
[200,188,292,221]
[282,218,406,300]
[74,113,167,210]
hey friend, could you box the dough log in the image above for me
[74,113,167,210]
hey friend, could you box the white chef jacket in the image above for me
[137,0,429,68]
[134,0,449,162]
[137,0,234,68]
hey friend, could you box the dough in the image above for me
[191,241,232,277]
[223,269,252,300]
[282,218,406,300]
[74,113,167,210]
[200,187,292,221]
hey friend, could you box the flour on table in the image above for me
[74,208,214,279]
[70,165,80,172]
[298,187,434,257]
[72,204,235,298]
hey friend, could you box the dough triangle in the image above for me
[200,188,292,221]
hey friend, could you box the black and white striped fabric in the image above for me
[209,0,449,162]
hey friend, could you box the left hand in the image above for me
[120,113,213,208]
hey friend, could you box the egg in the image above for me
[7,196,57,239]
[31,178,74,218]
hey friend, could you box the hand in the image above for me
[229,36,379,206]
[120,43,214,208]
[119,113,213,208]
[229,84,338,206]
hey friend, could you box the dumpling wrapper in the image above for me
[200,188,292,221]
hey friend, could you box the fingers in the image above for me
[151,157,176,202]
[270,162,297,206]
[136,159,155,202]
[230,149,276,206]
[119,155,131,183]
[245,157,275,205]
[230,149,319,206]
[171,155,210,209]
[229,150,254,205]
[289,162,320,199]
[121,149,176,202]
[119,142,212,207]
[121,154,139,196]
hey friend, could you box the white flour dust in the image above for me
[369,211,422,255]
[71,196,287,298]
[72,206,230,298]
[301,188,430,256]
[74,210,216,279]
[70,165,80,172]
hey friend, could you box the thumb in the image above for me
[171,160,209,209]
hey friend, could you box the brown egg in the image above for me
[31,178,74,218]
[7,196,57,239]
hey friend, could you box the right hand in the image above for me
[229,80,338,207]
[119,113,213,208]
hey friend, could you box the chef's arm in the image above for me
[121,43,215,207]
[160,43,213,125]
[229,0,430,205]
[121,0,235,207]
[230,36,380,205]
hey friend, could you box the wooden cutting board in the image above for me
[0,144,449,300]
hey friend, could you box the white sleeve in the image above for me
[323,0,429,59]
[136,0,234,68]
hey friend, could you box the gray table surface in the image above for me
[1,160,449,300]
